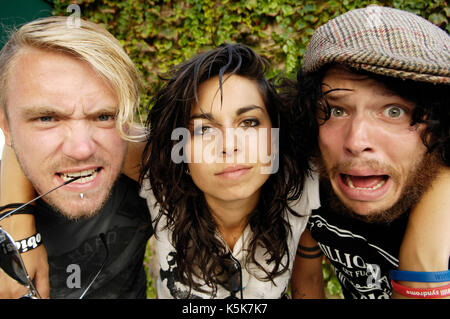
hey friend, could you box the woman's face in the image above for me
[186,74,274,207]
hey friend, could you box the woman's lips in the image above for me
[215,165,252,180]
[337,173,391,201]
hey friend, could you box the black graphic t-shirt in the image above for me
[35,175,153,299]
[307,206,409,299]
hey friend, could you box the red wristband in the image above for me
[391,280,450,298]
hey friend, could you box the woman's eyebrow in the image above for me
[189,105,265,122]
[236,105,265,116]
[190,112,215,121]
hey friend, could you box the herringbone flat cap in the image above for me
[303,5,450,84]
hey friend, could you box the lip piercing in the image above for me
[80,193,84,199]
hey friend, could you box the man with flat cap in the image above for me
[290,5,450,299]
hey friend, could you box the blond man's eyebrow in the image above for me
[20,106,69,118]
[20,105,118,118]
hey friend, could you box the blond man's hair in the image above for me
[0,16,145,141]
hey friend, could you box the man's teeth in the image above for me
[60,169,99,183]
[345,175,386,190]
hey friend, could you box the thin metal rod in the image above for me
[0,176,81,222]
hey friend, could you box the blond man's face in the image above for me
[0,48,127,218]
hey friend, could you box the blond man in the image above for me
[0,16,152,298]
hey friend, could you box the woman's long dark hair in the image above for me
[290,64,450,167]
[140,43,311,295]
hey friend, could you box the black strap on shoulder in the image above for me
[0,203,36,218]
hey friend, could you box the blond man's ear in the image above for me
[0,109,12,147]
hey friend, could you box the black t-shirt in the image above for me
[35,175,153,299]
[307,205,409,299]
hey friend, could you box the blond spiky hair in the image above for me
[0,16,146,141]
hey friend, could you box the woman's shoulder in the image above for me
[139,178,160,220]
[289,170,321,216]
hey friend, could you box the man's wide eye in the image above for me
[330,107,346,117]
[383,106,405,118]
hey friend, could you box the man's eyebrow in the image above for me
[21,105,118,117]
[20,106,69,118]
[87,107,118,116]
[321,86,353,99]
[322,83,397,99]
[371,86,397,97]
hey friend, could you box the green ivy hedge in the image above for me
[53,0,449,112]
[51,0,448,299]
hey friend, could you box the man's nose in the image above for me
[61,122,97,160]
[343,115,375,156]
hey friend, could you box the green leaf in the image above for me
[428,13,447,26]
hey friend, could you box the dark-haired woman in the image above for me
[139,43,319,298]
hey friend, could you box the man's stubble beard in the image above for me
[11,140,124,221]
[45,180,117,221]
[313,152,442,224]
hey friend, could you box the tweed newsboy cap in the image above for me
[303,5,450,84]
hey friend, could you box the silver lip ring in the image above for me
[80,193,84,199]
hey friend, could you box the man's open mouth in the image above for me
[340,173,389,190]
[58,168,101,183]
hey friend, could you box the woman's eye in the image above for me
[383,106,405,118]
[330,107,346,117]
[240,119,259,127]
[194,126,213,135]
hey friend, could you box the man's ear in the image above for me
[0,108,12,146]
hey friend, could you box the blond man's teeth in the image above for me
[60,169,99,183]
[345,175,386,190]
